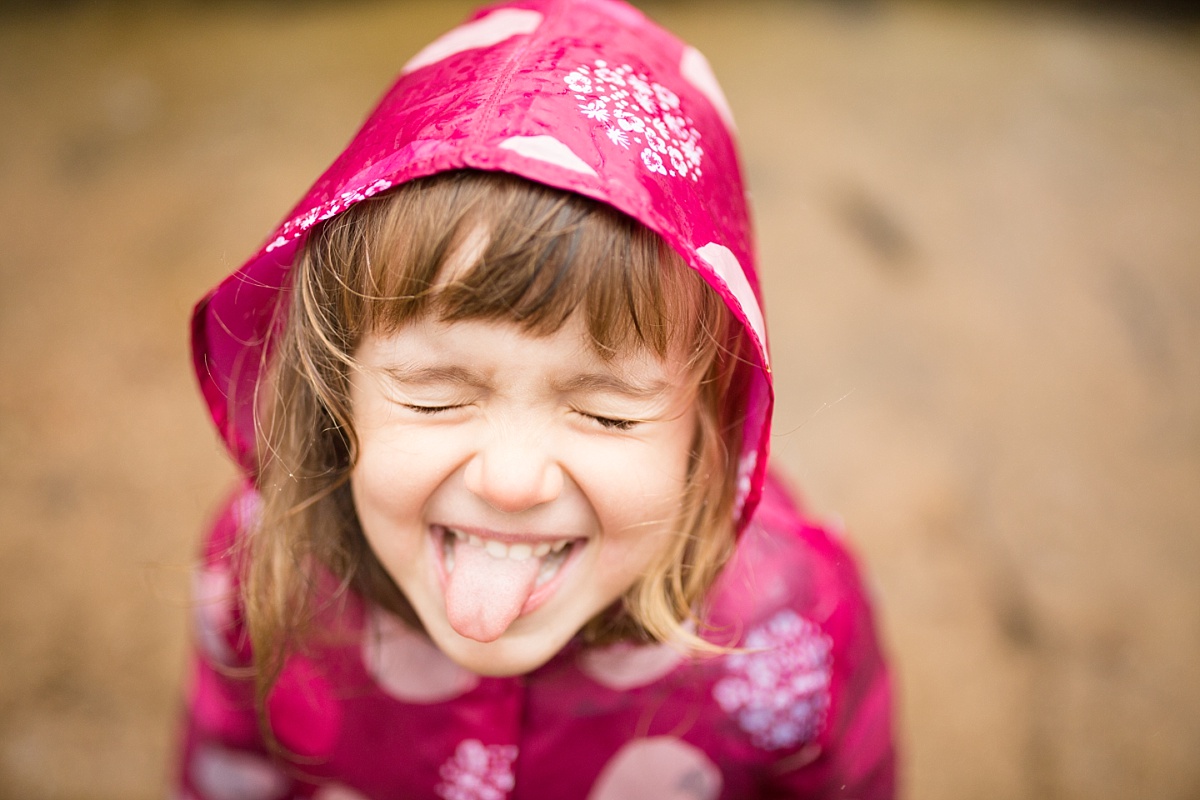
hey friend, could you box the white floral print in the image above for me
[605,127,630,148]
[436,740,518,800]
[712,610,832,750]
[563,59,704,183]
[641,148,666,175]
[613,109,645,133]
[668,147,688,176]
[579,98,610,122]
[592,64,625,86]
[629,76,658,114]
[663,112,689,139]
[645,125,668,154]
[653,82,681,111]
[565,71,593,94]
[266,178,394,253]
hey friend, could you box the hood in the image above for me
[191,0,772,530]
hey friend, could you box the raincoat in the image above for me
[181,1,895,797]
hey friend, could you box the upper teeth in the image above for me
[450,528,572,561]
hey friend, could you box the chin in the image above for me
[428,620,575,677]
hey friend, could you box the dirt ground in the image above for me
[0,1,1197,798]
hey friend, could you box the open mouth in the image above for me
[440,527,578,589]
[431,524,584,642]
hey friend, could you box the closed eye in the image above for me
[404,404,464,415]
[584,413,639,431]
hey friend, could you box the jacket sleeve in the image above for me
[753,478,897,799]
[172,484,301,800]
[766,545,896,798]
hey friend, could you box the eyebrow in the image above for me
[556,371,670,399]
[380,362,670,398]
[382,364,488,388]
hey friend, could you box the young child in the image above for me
[180,1,895,798]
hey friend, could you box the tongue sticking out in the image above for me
[444,542,542,642]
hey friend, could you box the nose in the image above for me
[463,430,564,514]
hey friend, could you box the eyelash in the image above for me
[404,404,462,415]
[404,404,638,431]
[585,413,639,431]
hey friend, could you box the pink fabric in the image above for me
[181,1,895,797]
[178,476,894,799]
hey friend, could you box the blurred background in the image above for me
[1,1,1198,798]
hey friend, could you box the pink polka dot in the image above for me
[588,738,722,800]
[578,641,683,690]
[792,742,823,769]
[696,243,766,366]
[191,743,288,800]
[402,9,543,74]
[192,566,236,666]
[266,659,343,758]
[231,490,263,530]
[362,605,480,703]
[499,135,598,177]
[312,783,371,800]
[679,47,737,132]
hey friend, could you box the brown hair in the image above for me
[245,170,748,711]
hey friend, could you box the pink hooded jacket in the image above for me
[181,1,895,797]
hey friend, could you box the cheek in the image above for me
[351,443,409,514]
[350,409,451,513]
[633,410,699,507]
[349,454,433,587]
[587,418,698,558]
[349,434,439,548]
[350,464,391,526]
[587,444,687,521]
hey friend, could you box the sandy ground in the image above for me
[0,1,1197,798]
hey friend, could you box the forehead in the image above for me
[358,313,694,389]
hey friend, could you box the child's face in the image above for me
[349,313,699,676]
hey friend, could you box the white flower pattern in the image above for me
[565,71,593,93]
[436,740,518,800]
[712,610,833,750]
[266,178,394,253]
[579,98,609,122]
[604,127,630,148]
[613,109,644,134]
[641,148,666,175]
[564,60,704,182]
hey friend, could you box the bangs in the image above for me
[315,171,724,363]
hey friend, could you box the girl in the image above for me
[180,1,894,798]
